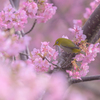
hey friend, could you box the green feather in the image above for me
[54,38,81,53]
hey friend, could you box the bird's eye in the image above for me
[56,41,59,44]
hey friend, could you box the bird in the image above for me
[54,38,81,53]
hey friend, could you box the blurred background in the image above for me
[1,0,100,100]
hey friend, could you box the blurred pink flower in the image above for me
[73,20,82,27]
[69,25,82,34]
[74,54,85,61]
[0,30,31,56]
[0,5,28,31]
[28,42,58,72]
[80,64,89,76]
[21,1,38,18]
[66,70,81,79]
[0,61,68,100]
[84,1,99,19]
[66,63,89,79]
[68,25,86,43]
[95,0,100,2]
[76,30,86,43]
[84,8,92,19]
[62,35,69,39]
[37,3,57,23]
[43,72,67,100]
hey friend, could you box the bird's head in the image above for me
[53,38,62,46]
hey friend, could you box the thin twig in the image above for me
[62,62,72,69]
[69,75,100,85]
[24,19,37,35]
[44,57,58,67]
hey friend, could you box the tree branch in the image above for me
[69,75,100,85]
[62,4,100,70]
[19,30,29,60]
[44,57,58,67]
[24,19,37,35]
[82,4,100,43]
[9,0,20,10]
[67,5,100,80]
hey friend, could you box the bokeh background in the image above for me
[1,0,100,100]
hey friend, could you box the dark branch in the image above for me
[19,52,29,57]
[68,5,100,82]
[44,57,58,67]
[64,4,100,70]
[24,19,37,35]
[9,0,20,10]
[19,50,29,60]
[69,75,100,85]
[82,4,100,43]
[18,31,29,60]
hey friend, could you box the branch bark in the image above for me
[9,0,20,10]
[82,4,100,43]
[68,5,100,84]
[69,75,100,85]
[19,30,29,60]
[24,19,37,35]
[64,4,100,72]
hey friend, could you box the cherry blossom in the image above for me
[68,25,82,34]
[37,3,57,23]
[73,20,82,27]
[0,60,67,100]
[76,30,86,43]
[0,30,31,56]
[28,42,58,72]
[0,5,28,31]
[21,1,38,18]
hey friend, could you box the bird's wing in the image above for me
[61,39,79,49]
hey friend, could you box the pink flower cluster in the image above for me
[65,0,100,79]
[0,5,27,31]
[0,30,31,56]
[84,0,99,19]
[21,1,38,18]
[21,0,57,23]
[37,2,57,23]
[27,42,58,72]
[73,20,82,27]
[69,25,86,43]
[66,43,100,79]
[0,60,67,100]
[0,1,57,31]
[64,19,100,79]
[65,12,100,79]
[95,0,100,2]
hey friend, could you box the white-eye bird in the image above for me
[54,38,81,53]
